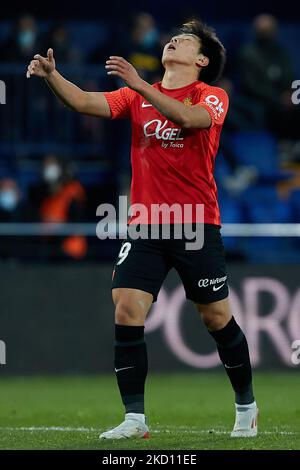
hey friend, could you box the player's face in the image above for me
[162,34,202,68]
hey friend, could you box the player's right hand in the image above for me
[26,48,56,79]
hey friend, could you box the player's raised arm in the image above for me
[105,56,212,129]
[26,48,111,118]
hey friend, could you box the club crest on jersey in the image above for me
[183,97,193,106]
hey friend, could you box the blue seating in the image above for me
[241,185,292,223]
[219,193,244,251]
[15,165,40,194]
[229,131,277,175]
[290,189,300,222]
[74,167,109,186]
[238,185,295,261]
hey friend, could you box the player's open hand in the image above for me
[105,56,144,91]
[26,48,56,79]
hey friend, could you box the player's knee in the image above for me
[201,307,231,331]
[115,301,135,324]
[113,288,152,325]
[197,298,231,331]
[114,299,142,325]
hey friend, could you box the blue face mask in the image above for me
[18,30,35,49]
[0,190,18,211]
[141,29,159,48]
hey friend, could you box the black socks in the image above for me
[208,317,254,405]
[114,324,148,414]
[114,318,253,412]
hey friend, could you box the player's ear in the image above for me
[196,54,209,68]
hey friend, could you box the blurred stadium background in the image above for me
[0,1,300,450]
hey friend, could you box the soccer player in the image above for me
[26,19,258,439]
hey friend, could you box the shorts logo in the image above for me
[198,276,227,289]
[213,283,225,291]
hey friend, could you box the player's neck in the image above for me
[161,67,198,90]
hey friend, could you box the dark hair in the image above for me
[178,19,226,84]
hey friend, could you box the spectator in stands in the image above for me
[88,28,117,68]
[217,78,259,193]
[0,178,23,221]
[125,12,163,83]
[238,14,299,139]
[29,154,87,260]
[218,78,264,132]
[0,14,39,62]
[41,23,79,63]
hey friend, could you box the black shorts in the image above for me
[111,224,229,304]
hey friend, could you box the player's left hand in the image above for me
[105,56,144,90]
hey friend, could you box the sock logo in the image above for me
[115,366,135,373]
[224,363,243,369]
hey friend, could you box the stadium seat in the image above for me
[239,185,295,262]
[229,131,278,175]
[15,162,40,194]
[290,189,300,221]
[219,192,244,251]
[241,185,292,223]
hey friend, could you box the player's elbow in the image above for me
[180,113,194,129]
[181,108,212,129]
[180,118,192,129]
[180,116,207,129]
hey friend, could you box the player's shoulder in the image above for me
[152,81,162,90]
[195,81,229,99]
[120,86,139,98]
[116,86,140,106]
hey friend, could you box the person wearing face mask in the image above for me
[125,12,163,83]
[29,154,87,260]
[238,14,299,140]
[1,14,38,62]
[41,24,74,64]
[0,178,28,260]
[0,178,22,222]
[42,157,63,186]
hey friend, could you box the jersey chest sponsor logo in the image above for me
[143,119,184,142]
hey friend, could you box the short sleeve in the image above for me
[103,87,137,119]
[197,86,229,127]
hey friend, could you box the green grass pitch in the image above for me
[0,372,299,450]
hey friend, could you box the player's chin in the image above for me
[162,55,176,67]
[162,56,189,67]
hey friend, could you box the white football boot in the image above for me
[99,413,150,440]
[231,402,258,437]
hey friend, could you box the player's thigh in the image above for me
[171,224,229,304]
[111,236,171,304]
